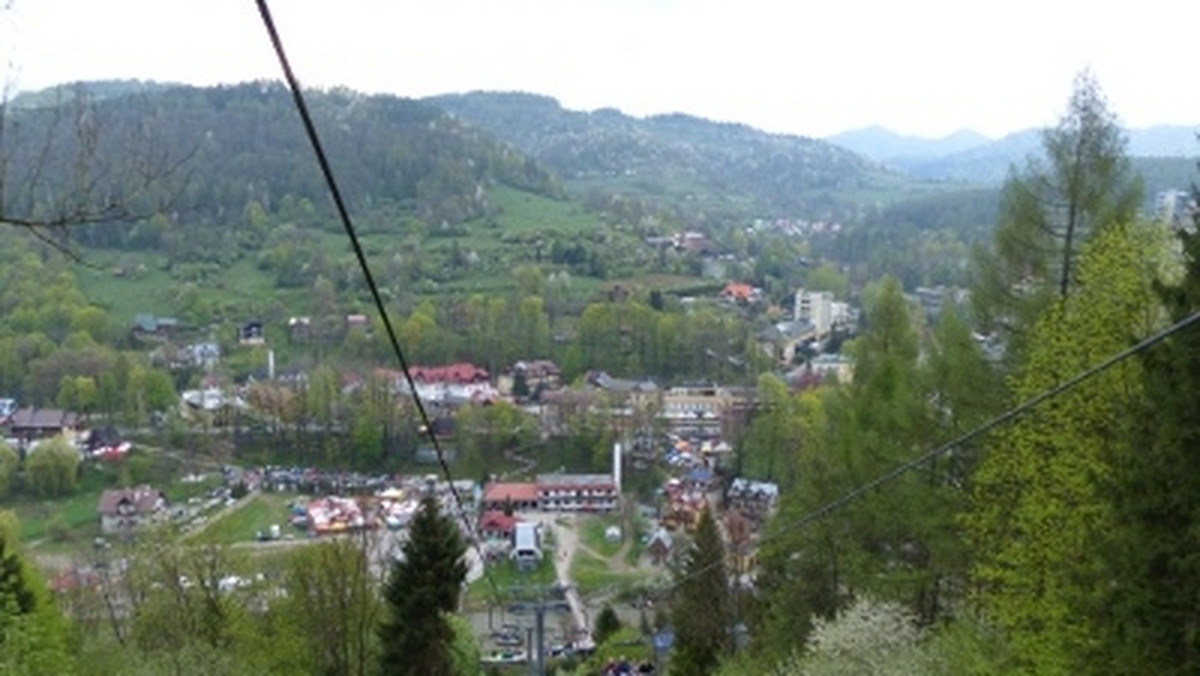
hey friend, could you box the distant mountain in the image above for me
[827,125,1199,186]
[424,92,917,220]
[826,126,991,162]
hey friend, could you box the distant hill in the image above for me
[424,92,921,221]
[5,81,565,232]
[826,126,991,162]
[827,125,1199,186]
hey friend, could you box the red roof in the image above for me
[478,510,519,533]
[410,363,489,385]
[482,482,539,504]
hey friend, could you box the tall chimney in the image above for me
[612,442,622,495]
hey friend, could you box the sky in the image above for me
[4,0,1197,140]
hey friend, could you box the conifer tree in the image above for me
[965,221,1166,674]
[1102,204,1200,673]
[972,71,1142,361]
[379,495,468,676]
[671,506,732,675]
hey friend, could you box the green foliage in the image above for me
[671,507,732,675]
[965,222,1164,674]
[25,436,79,497]
[0,441,18,499]
[379,495,469,675]
[1100,216,1200,673]
[971,71,1142,361]
[270,537,381,676]
[0,511,75,675]
[594,605,622,645]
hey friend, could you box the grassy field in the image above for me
[570,550,644,596]
[578,515,624,559]
[190,491,301,545]
[466,555,558,607]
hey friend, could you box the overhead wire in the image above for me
[253,0,504,605]
[645,308,1200,603]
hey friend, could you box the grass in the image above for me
[189,491,300,545]
[568,550,651,597]
[578,515,624,559]
[466,555,557,607]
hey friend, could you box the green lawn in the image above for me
[578,515,624,558]
[190,492,300,545]
[466,554,557,607]
[569,550,647,597]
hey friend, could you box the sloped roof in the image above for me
[8,407,79,430]
[97,486,166,516]
[483,482,539,504]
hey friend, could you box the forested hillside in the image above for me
[425,91,923,222]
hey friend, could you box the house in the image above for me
[511,522,543,569]
[757,320,817,365]
[239,320,265,345]
[131,314,180,341]
[97,486,168,535]
[497,360,562,399]
[7,408,82,446]
[287,316,312,342]
[478,510,519,541]
[646,527,674,565]
[536,474,618,512]
[481,482,539,512]
[720,282,760,305]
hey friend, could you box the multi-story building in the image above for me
[535,474,619,512]
[794,288,834,337]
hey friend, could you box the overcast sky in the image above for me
[4,0,1197,140]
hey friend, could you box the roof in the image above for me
[513,522,539,550]
[410,363,490,385]
[536,474,616,491]
[483,482,539,504]
[478,510,519,533]
[97,486,167,516]
[8,407,80,430]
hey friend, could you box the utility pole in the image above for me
[509,583,571,676]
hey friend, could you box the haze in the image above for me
[4,0,1197,139]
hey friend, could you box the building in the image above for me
[794,289,834,337]
[660,384,740,436]
[6,408,82,447]
[511,522,543,569]
[481,482,539,512]
[131,314,179,341]
[478,510,519,541]
[97,486,168,535]
[536,474,618,512]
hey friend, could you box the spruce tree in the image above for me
[379,495,468,676]
[671,506,732,675]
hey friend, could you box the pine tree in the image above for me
[671,506,732,675]
[1102,206,1200,673]
[379,495,468,676]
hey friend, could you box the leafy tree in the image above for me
[0,511,74,675]
[272,537,381,676]
[972,71,1142,359]
[965,222,1165,674]
[671,506,732,675]
[25,436,78,497]
[379,495,468,675]
[1101,212,1200,673]
[0,441,18,499]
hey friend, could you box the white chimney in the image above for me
[268,349,275,380]
[612,442,622,494]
